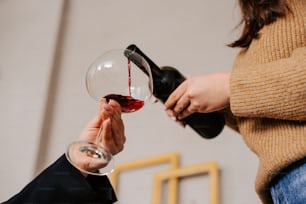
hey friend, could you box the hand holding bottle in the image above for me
[125,44,225,138]
[165,72,231,120]
[69,98,126,175]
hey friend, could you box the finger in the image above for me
[100,97,108,104]
[101,99,125,155]
[164,83,186,109]
[109,101,122,120]
[167,114,186,128]
[92,98,115,130]
[177,106,194,119]
[87,100,109,129]
[108,99,121,110]
[106,102,125,142]
[109,113,126,150]
[85,114,101,129]
[102,100,121,121]
[165,109,177,120]
[108,100,125,137]
[100,119,117,154]
[101,100,120,122]
[172,95,190,115]
[176,119,186,128]
[102,117,125,155]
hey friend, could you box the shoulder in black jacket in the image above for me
[2,155,117,204]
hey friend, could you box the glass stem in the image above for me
[94,122,112,162]
[95,122,104,145]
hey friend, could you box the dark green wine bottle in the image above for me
[124,44,225,139]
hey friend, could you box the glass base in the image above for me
[66,141,114,176]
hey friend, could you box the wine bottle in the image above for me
[124,44,225,139]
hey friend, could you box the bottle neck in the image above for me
[125,44,163,79]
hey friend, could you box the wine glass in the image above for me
[66,48,153,176]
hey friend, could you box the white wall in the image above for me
[0,0,261,203]
[0,0,64,200]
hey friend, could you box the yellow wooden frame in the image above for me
[152,161,219,204]
[110,153,180,203]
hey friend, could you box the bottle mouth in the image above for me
[124,44,137,59]
[124,47,150,76]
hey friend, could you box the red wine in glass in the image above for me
[103,59,144,113]
[104,94,144,113]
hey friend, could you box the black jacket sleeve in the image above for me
[2,155,117,204]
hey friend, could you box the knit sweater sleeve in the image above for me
[230,46,306,121]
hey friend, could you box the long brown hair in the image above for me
[229,0,289,48]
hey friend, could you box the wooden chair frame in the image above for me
[110,154,219,204]
[152,161,219,204]
[110,153,180,203]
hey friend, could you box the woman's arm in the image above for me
[230,47,306,121]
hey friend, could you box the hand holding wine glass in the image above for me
[66,48,153,176]
[67,99,125,176]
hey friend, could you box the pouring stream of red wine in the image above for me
[128,59,132,96]
[103,58,144,113]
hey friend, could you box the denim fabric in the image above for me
[270,159,306,204]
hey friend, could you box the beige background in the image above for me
[0,0,260,203]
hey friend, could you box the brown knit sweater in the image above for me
[226,0,306,203]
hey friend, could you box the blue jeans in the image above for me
[270,158,306,204]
